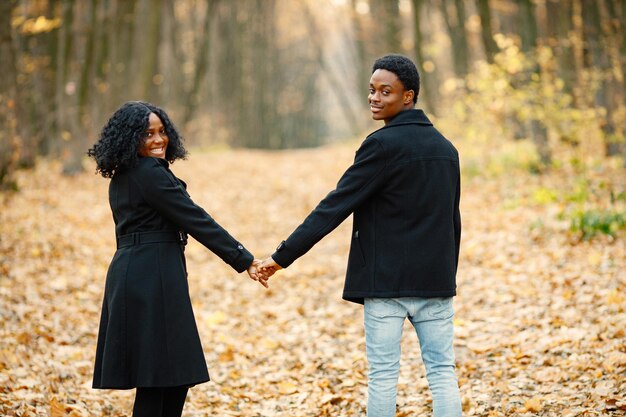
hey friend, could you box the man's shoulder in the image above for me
[367,111,432,136]
[367,124,459,161]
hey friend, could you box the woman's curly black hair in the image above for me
[372,54,420,104]
[87,101,187,178]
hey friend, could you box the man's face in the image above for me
[368,69,414,124]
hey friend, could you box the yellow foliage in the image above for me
[440,34,620,172]
[15,16,62,35]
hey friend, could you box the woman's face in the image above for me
[138,112,169,159]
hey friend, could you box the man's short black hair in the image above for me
[372,55,420,104]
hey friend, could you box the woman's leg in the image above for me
[132,386,188,417]
[162,386,188,417]
[133,388,163,417]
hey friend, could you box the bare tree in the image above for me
[519,0,551,166]
[182,0,217,126]
[350,0,370,103]
[138,0,163,102]
[411,0,439,114]
[599,0,626,163]
[0,0,21,188]
[440,0,470,78]
[545,0,577,99]
[476,0,497,63]
[371,0,402,53]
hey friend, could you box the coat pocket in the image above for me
[351,230,366,267]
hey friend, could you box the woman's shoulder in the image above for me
[137,156,169,168]
[127,157,169,175]
[119,157,172,183]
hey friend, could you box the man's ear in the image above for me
[404,90,414,105]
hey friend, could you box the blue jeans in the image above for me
[364,297,461,417]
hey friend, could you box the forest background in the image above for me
[0,0,625,416]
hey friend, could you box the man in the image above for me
[260,54,462,417]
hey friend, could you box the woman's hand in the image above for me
[247,259,270,288]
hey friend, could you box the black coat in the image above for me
[272,109,461,304]
[93,157,253,389]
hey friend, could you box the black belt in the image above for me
[116,231,187,249]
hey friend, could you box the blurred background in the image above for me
[0,0,625,180]
[1,2,625,415]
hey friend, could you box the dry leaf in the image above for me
[1,147,624,417]
[277,381,298,395]
[523,397,543,412]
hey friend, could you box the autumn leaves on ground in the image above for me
[0,139,624,416]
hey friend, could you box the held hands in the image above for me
[258,257,282,276]
[246,257,282,288]
[246,259,269,288]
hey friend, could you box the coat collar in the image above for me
[368,109,432,137]
[139,156,169,167]
[388,109,432,126]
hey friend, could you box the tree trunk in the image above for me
[350,0,370,103]
[582,0,619,156]
[519,0,551,167]
[370,0,402,53]
[139,0,163,102]
[93,0,111,126]
[62,0,98,175]
[159,0,184,118]
[599,0,626,161]
[40,0,61,156]
[110,0,138,106]
[182,0,217,126]
[411,0,440,114]
[0,0,20,189]
[440,0,470,78]
[476,0,498,63]
[545,0,576,98]
[78,0,98,123]
[216,1,244,146]
[56,0,82,174]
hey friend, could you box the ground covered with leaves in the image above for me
[0,141,624,416]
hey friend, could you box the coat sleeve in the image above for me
[272,136,387,268]
[131,159,254,273]
[453,168,461,272]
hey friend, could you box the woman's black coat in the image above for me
[272,109,461,304]
[93,157,253,389]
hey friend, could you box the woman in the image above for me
[88,101,266,416]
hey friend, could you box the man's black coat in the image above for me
[272,109,461,304]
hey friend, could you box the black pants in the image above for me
[132,386,188,417]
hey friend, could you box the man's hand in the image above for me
[247,259,270,288]
[258,257,283,276]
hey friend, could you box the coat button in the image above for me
[237,244,243,250]
[276,241,286,252]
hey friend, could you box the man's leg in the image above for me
[409,297,462,417]
[364,298,407,417]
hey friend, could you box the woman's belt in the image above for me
[116,230,187,249]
